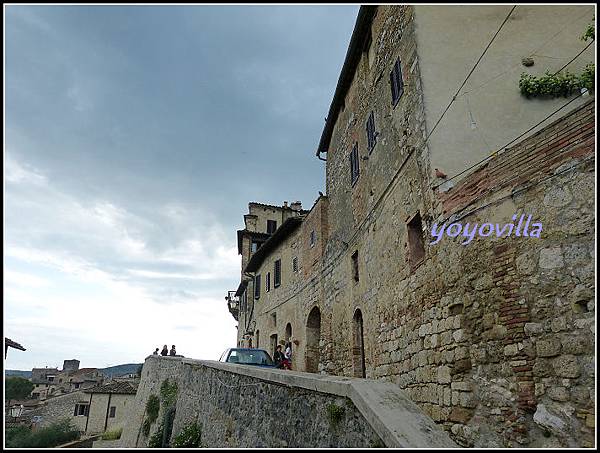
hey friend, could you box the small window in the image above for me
[407,212,425,267]
[74,403,89,417]
[266,272,271,292]
[254,275,261,299]
[271,313,277,328]
[352,250,359,282]
[267,220,277,234]
[350,143,360,185]
[109,406,116,418]
[366,111,377,152]
[251,241,260,253]
[310,230,316,248]
[274,259,281,287]
[390,58,404,106]
[292,257,298,273]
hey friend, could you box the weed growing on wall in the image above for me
[160,379,178,408]
[171,423,202,448]
[326,403,346,428]
[148,423,165,448]
[142,394,160,436]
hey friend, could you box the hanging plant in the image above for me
[519,67,594,98]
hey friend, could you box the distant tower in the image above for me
[62,359,80,373]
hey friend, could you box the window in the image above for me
[390,58,404,106]
[74,383,80,389]
[350,143,360,185]
[366,111,377,152]
[267,220,277,234]
[73,403,89,417]
[254,275,261,299]
[271,313,277,328]
[407,212,426,267]
[251,241,261,253]
[274,259,281,287]
[266,272,271,292]
[352,250,359,282]
[310,230,316,248]
[109,406,116,418]
[292,257,298,273]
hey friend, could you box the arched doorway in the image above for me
[352,309,366,378]
[255,330,260,349]
[305,307,321,373]
[285,323,292,342]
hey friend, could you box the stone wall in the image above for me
[120,355,455,448]
[26,390,89,431]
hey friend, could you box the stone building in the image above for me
[30,361,104,400]
[226,4,595,448]
[26,381,137,435]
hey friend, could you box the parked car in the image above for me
[218,348,277,368]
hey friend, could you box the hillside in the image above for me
[5,363,143,380]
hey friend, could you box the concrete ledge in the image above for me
[175,358,456,448]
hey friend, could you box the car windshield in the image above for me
[228,349,274,366]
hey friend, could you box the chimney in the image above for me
[290,201,302,211]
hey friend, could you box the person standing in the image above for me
[169,345,177,356]
[161,345,168,356]
[283,342,292,370]
[153,348,159,355]
[273,345,284,368]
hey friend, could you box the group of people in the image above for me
[273,342,293,370]
[153,345,177,356]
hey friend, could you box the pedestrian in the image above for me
[273,345,284,368]
[169,345,177,356]
[153,348,159,355]
[283,342,292,370]
[161,345,168,356]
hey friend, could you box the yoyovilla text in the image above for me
[430,214,543,245]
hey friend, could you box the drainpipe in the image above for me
[103,393,112,432]
[85,393,92,433]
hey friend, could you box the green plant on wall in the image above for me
[519,21,595,98]
[142,394,160,437]
[147,423,165,448]
[160,379,178,408]
[171,423,202,448]
[326,403,346,428]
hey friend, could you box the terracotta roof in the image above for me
[5,338,26,351]
[84,381,137,395]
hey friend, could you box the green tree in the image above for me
[6,376,34,401]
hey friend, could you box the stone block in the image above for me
[536,338,561,357]
[552,355,581,378]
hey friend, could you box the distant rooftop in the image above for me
[5,338,26,352]
[85,381,137,395]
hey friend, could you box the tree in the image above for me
[6,376,34,401]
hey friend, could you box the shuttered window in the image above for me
[350,143,360,185]
[274,259,281,287]
[254,275,261,299]
[390,58,404,106]
[366,111,377,152]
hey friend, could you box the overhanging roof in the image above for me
[244,217,303,273]
[316,6,377,157]
[237,230,271,255]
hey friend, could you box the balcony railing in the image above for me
[225,291,239,321]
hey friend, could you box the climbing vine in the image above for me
[519,20,595,98]
[159,379,178,408]
[142,394,161,436]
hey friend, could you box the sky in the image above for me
[4,5,359,370]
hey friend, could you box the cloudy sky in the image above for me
[4,5,358,370]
